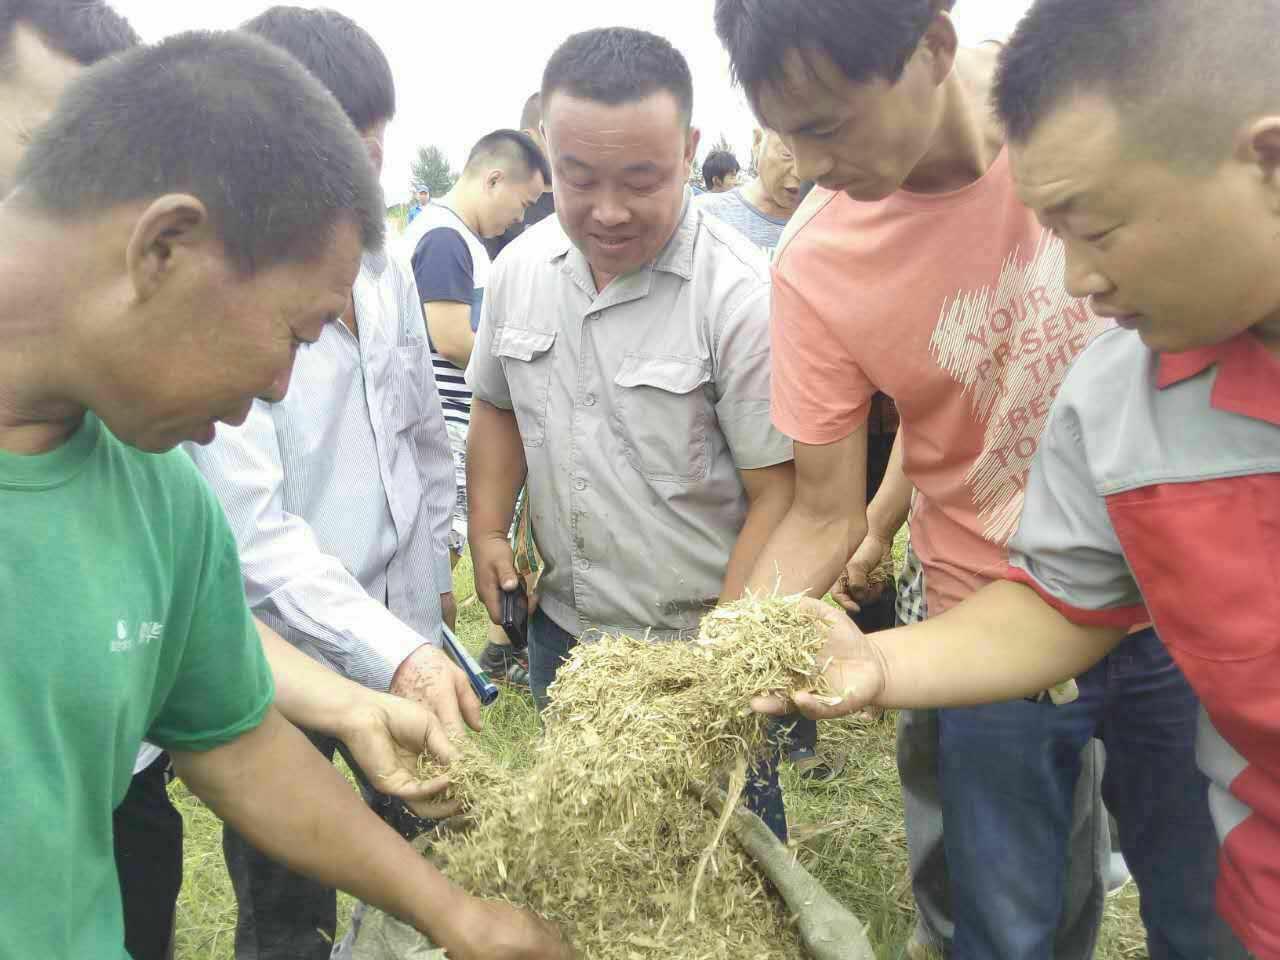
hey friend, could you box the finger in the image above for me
[749,693,792,715]
[374,771,449,801]
[477,580,504,625]
[419,709,459,765]
[831,587,861,613]
[452,661,484,733]
[791,689,866,720]
[798,596,847,626]
[494,565,520,597]
[409,796,465,820]
[389,699,457,766]
[387,774,463,820]
[427,659,470,740]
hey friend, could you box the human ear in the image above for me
[918,8,959,85]
[1243,116,1280,206]
[124,194,211,305]
[685,127,702,169]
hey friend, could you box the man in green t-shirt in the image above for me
[0,28,570,960]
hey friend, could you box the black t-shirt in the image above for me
[483,191,556,261]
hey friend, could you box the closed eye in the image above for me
[1082,227,1118,244]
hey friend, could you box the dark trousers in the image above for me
[114,754,182,960]
[222,730,342,960]
[527,609,789,842]
[222,726,432,960]
[939,627,1217,960]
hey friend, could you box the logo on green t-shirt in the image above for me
[111,618,165,654]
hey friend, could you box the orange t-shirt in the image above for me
[771,149,1111,615]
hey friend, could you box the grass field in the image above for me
[170,552,1147,959]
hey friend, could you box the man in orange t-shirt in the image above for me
[714,1,1218,958]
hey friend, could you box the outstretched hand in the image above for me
[751,598,889,720]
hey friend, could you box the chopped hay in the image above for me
[419,593,836,959]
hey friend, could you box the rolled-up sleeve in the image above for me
[186,404,429,691]
[1006,403,1148,628]
[713,283,794,470]
[465,258,513,410]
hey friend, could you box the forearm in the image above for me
[746,501,860,599]
[722,465,795,600]
[864,431,911,543]
[438,329,475,371]
[467,400,526,539]
[173,709,459,941]
[426,305,477,371]
[256,618,365,738]
[870,581,1125,707]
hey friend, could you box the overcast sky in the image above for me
[111,0,1036,204]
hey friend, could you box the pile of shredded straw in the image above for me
[420,593,835,959]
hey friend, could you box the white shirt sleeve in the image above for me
[187,403,428,691]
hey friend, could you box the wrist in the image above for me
[415,882,474,950]
[866,635,893,706]
[862,522,895,550]
[388,643,430,695]
[327,683,376,744]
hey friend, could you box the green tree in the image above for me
[410,144,458,198]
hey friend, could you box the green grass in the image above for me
[171,551,1146,959]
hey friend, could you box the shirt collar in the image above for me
[1156,331,1280,426]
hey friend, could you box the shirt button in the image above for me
[574,477,588,491]
[583,394,597,407]
[588,312,602,322]
[577,558,591,571]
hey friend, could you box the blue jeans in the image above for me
[939,627,1217,960]
[528,608,788,842]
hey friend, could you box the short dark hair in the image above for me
[702,150,740,187]
[519,91,543,132]
[715,0,954,103]
[0,0,138,68]
[464,129,551,184]
[994,0,1280,170]
[14,31,383,271]
[240,6,395,132]
[541,27,694,126]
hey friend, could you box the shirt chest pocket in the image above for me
[613,353,713,484]
[495,326,557,447]
[1107,475,1280,663]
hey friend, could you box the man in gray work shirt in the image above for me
[466,27,796,837]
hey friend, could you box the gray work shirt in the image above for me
[467,195,793,638]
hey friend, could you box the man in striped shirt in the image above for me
[402,131,550,564]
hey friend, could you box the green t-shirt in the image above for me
[0,414,274,960]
